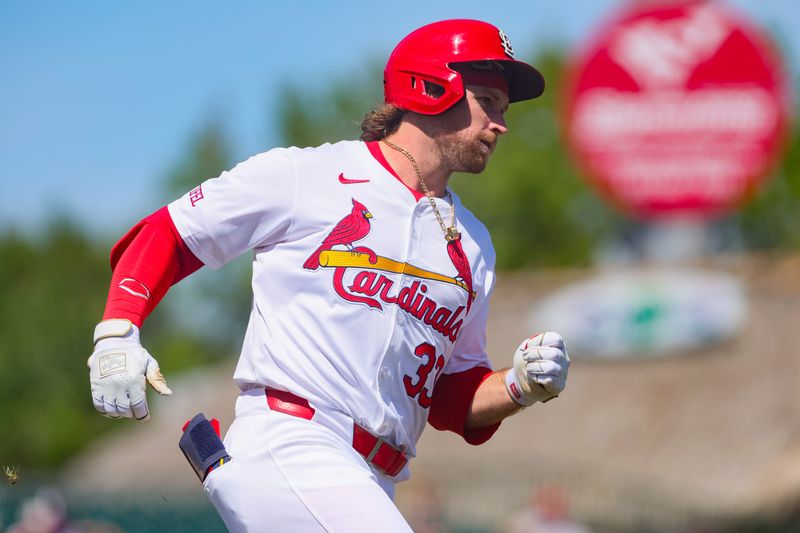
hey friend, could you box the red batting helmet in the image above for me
[384,19,545,115]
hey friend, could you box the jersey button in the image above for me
[379,367,390,380]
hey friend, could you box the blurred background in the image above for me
[1,0,798,531]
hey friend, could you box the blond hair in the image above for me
[360,103,406,141]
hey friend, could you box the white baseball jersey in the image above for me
[168,140,496,464]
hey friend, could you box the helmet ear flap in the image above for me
[383,65,465,115]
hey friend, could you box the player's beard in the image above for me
[434,130,496,174]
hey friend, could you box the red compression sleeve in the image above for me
[102,206,203,326]
[428,366,501,445]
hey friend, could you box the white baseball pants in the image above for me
[203,391,413,532]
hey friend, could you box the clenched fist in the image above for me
[504,332,570,406]
[88,319,172,421]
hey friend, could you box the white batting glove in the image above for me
[87,319,172,421]
[505,332,570,406]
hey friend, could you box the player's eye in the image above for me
[477,96,494,108]
[479,95,505,114]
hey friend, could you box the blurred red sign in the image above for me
[564,0,790,218]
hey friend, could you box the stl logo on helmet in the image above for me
[498,29,514,58]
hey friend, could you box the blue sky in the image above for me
[1,0,798,236]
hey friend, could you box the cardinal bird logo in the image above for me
[303,198,373,270]
[447,235,474,313]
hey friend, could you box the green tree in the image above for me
[163,116,235,198]
[0,221,109,467]
[274,50,800,265]
[277,62,383,149]
[451,49,619,269]
[736,119,800,250]
[0,220,219,469]
[0,120,244,469]
[276,52,616,269]
[160,118,252,347]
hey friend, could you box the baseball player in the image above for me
[88,19,570,532]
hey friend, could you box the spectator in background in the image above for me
[7,487,121,533]
[7,487,74,533]
[505,484,591,533]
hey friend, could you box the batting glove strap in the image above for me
[505,368,537,407]
[93,319,135,345]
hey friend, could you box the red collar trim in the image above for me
[366,141,424,201]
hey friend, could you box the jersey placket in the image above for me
[375,198,443,447]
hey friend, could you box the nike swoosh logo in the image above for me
[338,173,370,184]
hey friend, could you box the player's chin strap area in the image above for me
[265,387,408,478]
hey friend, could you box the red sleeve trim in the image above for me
[428,366,501,445]
[103,206,203,326]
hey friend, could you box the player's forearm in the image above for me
[103,206,203,326]
[464,369,524,429]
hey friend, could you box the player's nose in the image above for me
[490,112,508,136]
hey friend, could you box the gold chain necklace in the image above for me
[382,139,460,242]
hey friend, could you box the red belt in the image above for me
[265,387,408,477]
